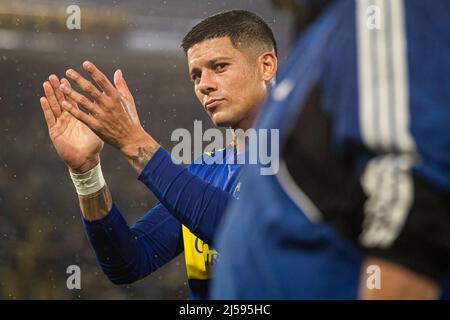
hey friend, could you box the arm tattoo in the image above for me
[79,185,112,221]
[128,145,157,174]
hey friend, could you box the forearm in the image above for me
[79,185,112,221]
[138,147,233,244]
[82,203,182,284]
[119,128,160,175]
[69,157,181,284]
[69,155,112,221]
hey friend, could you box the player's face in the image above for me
[187,37,269,130]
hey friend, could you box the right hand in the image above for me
[40,75,104,173]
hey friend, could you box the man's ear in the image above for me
[259,51,277,83]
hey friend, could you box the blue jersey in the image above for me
[213,0,450,299]
[83,146,241,299]
[180,146,241,298]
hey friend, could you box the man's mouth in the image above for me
[204,98,224,110]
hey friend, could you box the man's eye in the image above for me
[191,74,200,82]
[215,63,228,72]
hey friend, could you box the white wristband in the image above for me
[69,162,106,196]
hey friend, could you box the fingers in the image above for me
[60,78,78,109]
[65,68,104,103]
[60,77,71,88]
[61,100,100,131]
[43,81,62,118]
[59,82,102,116]
[114,69,132,100]
[40,96,56,128]
[82,61,117,97]
[48,74,65,106]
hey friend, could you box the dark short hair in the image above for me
[182,10,277,56]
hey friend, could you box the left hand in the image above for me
[59,61,150,153]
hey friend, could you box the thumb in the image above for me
[114,69,133,100]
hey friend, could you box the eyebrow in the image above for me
[208,56,232,65]
[189,56,233,76]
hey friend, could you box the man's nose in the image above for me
[198,70,217,95]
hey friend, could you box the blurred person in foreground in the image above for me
[213,0,450,299]
[39,10,277,299]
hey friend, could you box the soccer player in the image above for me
[39,10,277,299]
[213,0,450,299]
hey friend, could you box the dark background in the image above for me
[0,0,292,299]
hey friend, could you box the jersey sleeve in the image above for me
[137,147,232,245]
[82,202,183,284]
